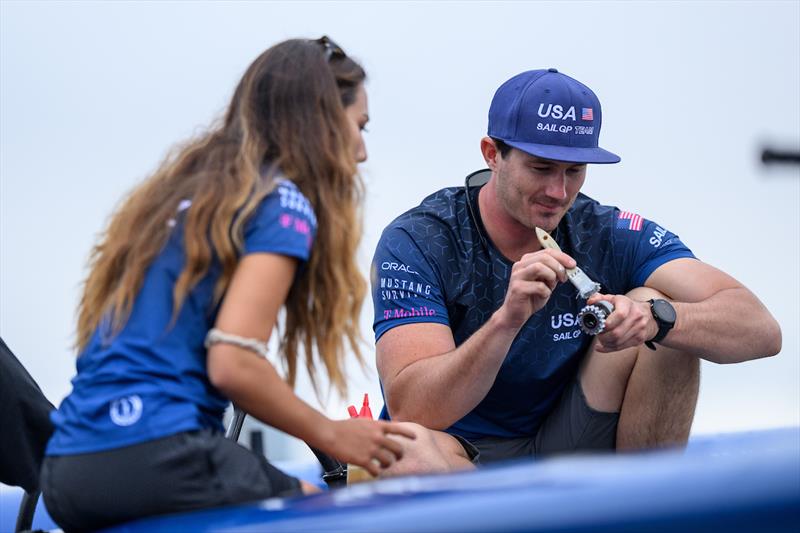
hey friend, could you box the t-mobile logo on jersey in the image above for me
[383,306,437,320]
[279,213,312,235]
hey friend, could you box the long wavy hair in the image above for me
[76,38,367,396]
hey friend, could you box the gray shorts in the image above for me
[460,380,619,465]
[41,429,301,532]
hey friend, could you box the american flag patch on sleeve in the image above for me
[616,210,643,231]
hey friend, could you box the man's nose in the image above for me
[544,173,567,199]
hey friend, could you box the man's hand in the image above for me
[587,293,658,353]
[495,249,576,330]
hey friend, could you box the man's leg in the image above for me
[579,287,700,450]
[381,422,475,477]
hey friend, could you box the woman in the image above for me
[40,36,415,531]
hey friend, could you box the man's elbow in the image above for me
[761,318,782,357]
[741,317,782,362]
[714,318,781,365]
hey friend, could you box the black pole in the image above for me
[226,407,247,442]
[308,445,348,488]
[761,149,800,165]
[15,490,39,532]
[224,405,347,488]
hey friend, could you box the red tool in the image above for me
[358,394,373,419]
[347,393,373,419]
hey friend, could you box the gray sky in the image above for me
[2,1,798,459]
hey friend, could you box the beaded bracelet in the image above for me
[204,328,269,359]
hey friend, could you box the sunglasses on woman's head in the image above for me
[314,35,346,61]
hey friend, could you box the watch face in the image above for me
[653,299,677,323]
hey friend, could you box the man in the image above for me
[371,68,781,465]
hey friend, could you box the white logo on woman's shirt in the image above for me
[109,395,143,426]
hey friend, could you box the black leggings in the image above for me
[41,429,301,532]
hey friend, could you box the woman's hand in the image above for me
[321,418,417,476]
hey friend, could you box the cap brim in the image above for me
[504,140,621,164]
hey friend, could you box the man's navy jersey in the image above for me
[47,179,317,456]
[371,177,695,441]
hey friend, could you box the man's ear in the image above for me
[480,137,500,170]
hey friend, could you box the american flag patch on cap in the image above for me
[616,210,643,231]
[581,107,594,121]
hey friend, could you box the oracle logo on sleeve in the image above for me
[380,261,418,275]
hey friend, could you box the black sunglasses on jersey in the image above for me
[464,168,492,249]
[314,35,346,61]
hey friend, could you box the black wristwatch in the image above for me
[645,299,676,350]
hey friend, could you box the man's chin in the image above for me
[530,214,562,232]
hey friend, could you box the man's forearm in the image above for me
[665,287,781,363]
[387,311,522,429]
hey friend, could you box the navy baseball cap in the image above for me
[488,68,620,164]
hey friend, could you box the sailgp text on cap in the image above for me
[488,68,621,164]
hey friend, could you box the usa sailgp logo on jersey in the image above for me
[616,211,643,231]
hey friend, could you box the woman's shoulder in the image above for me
[243,178,317,258]
[257,178,317,228]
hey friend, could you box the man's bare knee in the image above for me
[580,286,674,413]
[626,286,668,303]
[392,421,435,446]
[430,431,475,469]
[580,339,638,413]
[382,423,473,476]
